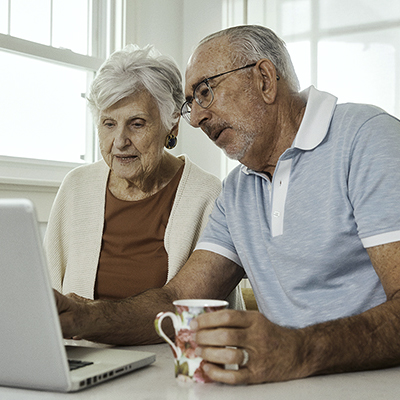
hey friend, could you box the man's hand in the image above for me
[190,309,309,385]
[53,290,90,339]
[191,242,400,386]
[49,250,243,346]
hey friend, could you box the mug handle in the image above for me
[154,311,182,358]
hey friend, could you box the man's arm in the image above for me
[192,241,400,384]
[54,250,244,345]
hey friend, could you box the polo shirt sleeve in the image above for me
[195,186,242,267]
[349,113,400,247]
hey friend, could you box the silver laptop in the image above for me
[0,198,155,392]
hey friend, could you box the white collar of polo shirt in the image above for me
[240,86,338,237]
[241,85,338,176]
[292,85,338,151]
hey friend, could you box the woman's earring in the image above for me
[165,133,178,149]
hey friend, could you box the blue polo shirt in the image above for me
[196,86,400,328]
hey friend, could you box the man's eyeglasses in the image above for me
[180,63,257,124]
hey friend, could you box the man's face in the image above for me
[184,37,274,169]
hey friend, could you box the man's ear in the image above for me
[255,59,279,104]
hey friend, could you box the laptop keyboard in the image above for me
[68,359,94,371]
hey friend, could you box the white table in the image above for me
[1,343,399,399]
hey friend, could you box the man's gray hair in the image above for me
[87,44,184,130]
[198,25,300,92]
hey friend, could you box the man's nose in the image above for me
[189,101,211,129]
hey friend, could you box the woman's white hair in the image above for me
[198,25,300,92]
[87,44,184,130]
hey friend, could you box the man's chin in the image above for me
[221,146,246,162]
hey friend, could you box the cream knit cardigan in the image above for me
[44,155,244,309]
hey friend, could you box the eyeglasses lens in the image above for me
[181,102,191,123]
[195,81,213,108]
[181,80,217,124]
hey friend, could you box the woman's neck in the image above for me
[108,153,184,201]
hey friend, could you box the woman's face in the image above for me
[98,91,168,185]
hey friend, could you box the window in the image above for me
[0,51,89,163]
[221,0,400,177]
[0,0,122,166]
[249,0,400,118]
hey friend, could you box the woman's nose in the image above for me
[113,127,131,149]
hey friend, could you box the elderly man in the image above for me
[56,25,400,385]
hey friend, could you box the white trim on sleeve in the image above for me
[194,242,242,267]
[361,230,400,248]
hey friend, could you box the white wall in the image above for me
[125,0,227,179]
[180,0,227,180]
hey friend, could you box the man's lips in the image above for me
[203,125,228,142]
[213,129,223,141]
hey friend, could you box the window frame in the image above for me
[275,0,400,108]
[0,0,125,185]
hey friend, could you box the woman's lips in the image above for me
[114,154,137,163]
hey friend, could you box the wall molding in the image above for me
[0,156,77,223]
[0,155,80,184]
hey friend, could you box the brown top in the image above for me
[94,165,184,300]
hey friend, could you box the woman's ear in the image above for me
[255,59,279,104]
[164,118,180,150]
[170,118,180,138]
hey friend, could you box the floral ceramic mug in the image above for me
[154,299,228,383]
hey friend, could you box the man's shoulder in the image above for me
[223,164,251,187]
[220,164,260,202]
[331,103,400,144]
[334,102,390,122]
[224,163,243,180]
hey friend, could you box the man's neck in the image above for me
[264,95,307,176]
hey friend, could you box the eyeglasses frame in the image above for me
[180,62,257,123]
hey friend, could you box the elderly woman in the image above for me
[44,45,243,313]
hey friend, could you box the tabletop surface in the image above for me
[1,342,400,400]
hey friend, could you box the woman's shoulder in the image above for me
[179,154,221,187]
[56,160,109,203]
[62,159,109,184]
[169,156,221,220]
[52,160,109,215]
